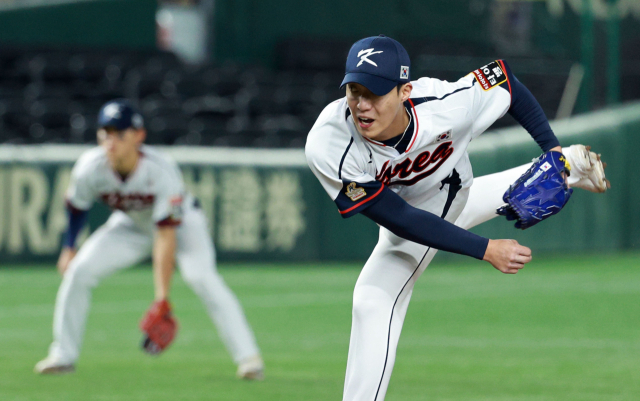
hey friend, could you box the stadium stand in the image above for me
[0,43,580,147]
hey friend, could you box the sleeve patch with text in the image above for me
[471,61,507,91]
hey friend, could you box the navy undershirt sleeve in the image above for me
[501,60,561,152]
[361,187,489,260]
[64,203,88,248]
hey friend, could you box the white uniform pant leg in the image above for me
[455,164,528,230]
[48,212,152,364]
[175,207,260,364]
[343,187,469,401]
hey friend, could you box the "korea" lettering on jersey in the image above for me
[66,145,186,230]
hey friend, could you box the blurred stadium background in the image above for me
[0,0,639,400]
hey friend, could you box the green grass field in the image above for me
[1,253,639,401]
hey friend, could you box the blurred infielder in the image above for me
[305,35,609,400]
[35,99,264,380]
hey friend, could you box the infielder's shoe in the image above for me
[34,357,75,375]
[564,144,610,193]
[236,354,264,381]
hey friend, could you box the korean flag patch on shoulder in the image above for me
[471,60,507,91]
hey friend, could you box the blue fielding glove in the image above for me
[497,151,573,229]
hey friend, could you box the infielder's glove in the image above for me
[497,151,573,229]
[139,299,178,355]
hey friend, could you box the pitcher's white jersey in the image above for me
[66,145,185,231]
[306,61,513,217]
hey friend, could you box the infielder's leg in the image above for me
[47,212,152,364]
[175,207,260,364]
[343,186,469,401]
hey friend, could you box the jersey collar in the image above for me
[355,99,419,154]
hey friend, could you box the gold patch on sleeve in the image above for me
[345,182,366,201]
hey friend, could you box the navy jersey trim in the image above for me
[498,59,513,104]
[380,104,415,153]
[410,80,477,107]
[338,137,354,180]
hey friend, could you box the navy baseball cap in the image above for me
[97,99,144,130]
[340,35,411,96]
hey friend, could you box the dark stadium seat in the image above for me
[39,54,79,84]
[213,129,262,147]
[174,130,204,146]
[0,127,23,143]
[125,70,167,101]
[93,81,126,103]
[31,126,68,143]
[24,82,72,103]
[147,115,190,145]
[0,80,23,99]
[252,132,287,148]
[195,130,224,146]
[188,115,231,133]
[174,73,214,99]
[212,79,243,98]
[68,112,88,143]
[80,114,99,143]
[183,95,235,118]
[258,114,305,134]
[241,85,287,117]
[30,102,72,130]
[286,84,325,116]
[68,53,109,84]
[140,96,184,117]
[0,47,21,72]
[2,107,32,136]
[274,128,306,146]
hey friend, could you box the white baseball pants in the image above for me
[342,163,528,401]
[47,206,260,365]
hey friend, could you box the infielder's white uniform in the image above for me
[307,65,577,400]
[47,145,260,365]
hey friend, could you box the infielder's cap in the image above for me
[340,35,411,96]
[97,99,144,130]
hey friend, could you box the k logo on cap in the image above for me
[357,48,384,67]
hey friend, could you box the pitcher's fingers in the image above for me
[517,246,532,257]
[515,254,532,264]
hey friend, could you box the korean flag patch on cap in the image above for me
[400,66,409,80]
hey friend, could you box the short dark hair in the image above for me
[396,83,406,93]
